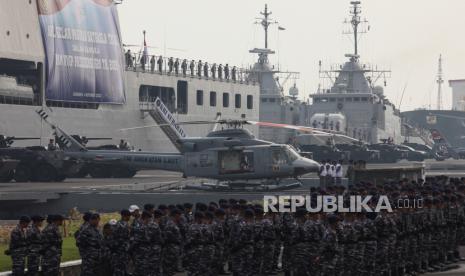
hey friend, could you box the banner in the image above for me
[37,0,125,103]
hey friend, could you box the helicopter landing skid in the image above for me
[185,179,302,192]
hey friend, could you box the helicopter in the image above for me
[36,98,320,186]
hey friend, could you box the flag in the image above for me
[278,26,286,31]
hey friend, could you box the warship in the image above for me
[0,0,259,152]
[305,1,403,145]
[402,55,465,150]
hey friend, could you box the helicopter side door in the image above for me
[217,150,255,175]
[184,151,218,177]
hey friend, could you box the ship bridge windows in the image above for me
[235,94,241,109]
[196,90,203,106]
[354,97,360,102]
[361,97,368,102]
[210,91,217,107]
[329,98,336,102]
[346,97,353,102]
[247,95,253,109]
[139,85,175,112]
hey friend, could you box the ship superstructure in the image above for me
[307,1,402,144]
[246,4,302,144]
[0,0,259,152]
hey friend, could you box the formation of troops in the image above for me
[5,175,465,276]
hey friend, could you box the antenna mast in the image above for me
[261,4,272,49]
[343,1,368,60]
[436,54,444,110]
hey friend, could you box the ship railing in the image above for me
[123,53,255,85]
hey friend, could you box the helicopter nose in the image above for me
[293,157,320,176]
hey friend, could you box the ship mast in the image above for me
[250,4,277,65]
[436,54,444,110]
[260,4,272,49]
[343,1,368,60]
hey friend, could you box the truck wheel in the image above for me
[0,170,14,182]
[112,168,137,178]
[14,165,31,182]
[33,164,58,182]
[89,166,112,178]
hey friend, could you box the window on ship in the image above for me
[210,91,217,107]
[247,95,253,109]
[223,93,229,107]
[139,85,175,112]
[196,90,203,106]
[177,81,188,114]
[235,94,241,109]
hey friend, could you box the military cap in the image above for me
[141,211,152,219]
[183,203,193,209]
[129,205,140,213]
[153,209,164,218]
[31,215,44,222]
[176,204,185,211]
[120,209,131,217]
[205,211,214,220]
[83,212,93,222]
[244,209,255,218]
[194,211,204,219]
[158,204,168,210]
[218,199,227,205]
[170,209,182,216]
[215,208,226,216]
[144,203,155,211]
[90,213,100,220]
[19,216,31,223]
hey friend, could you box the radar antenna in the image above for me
[343,1,369,60]
[436,54,444,110]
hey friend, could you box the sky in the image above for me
[117,0,465,112]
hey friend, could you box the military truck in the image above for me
[0,157,19,182]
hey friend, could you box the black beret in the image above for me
[183,203,193,209]
[144,204,155,211]
[141,211,152,219]
[83,212,93,222]
[244,209,255,218]
[205,211,214,220]
[153,209,164,218]
[215,208,226,216]
[31,215,44,222]
[19,216,31,223]
[158,204,168,210]
[170,209,181,216]
[194,211,204,219]
[90,213,100,220]
[120,209,131,217]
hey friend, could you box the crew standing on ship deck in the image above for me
[190,60,195,76]
[174,58,180,75]
[168,57,174,74]
[224,64,230,80]
[47,139,57,151]
[157,56,163,73]
[150,56,155,73]
[197,60,202,77]
[203,62,209,78]
[181,59,187,76]
[218,64,223,79]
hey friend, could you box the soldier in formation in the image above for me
[7,176,465,275]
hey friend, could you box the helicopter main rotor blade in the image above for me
[119,121,221,131]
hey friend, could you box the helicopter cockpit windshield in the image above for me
[272,145,299,165]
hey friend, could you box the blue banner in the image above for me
[37,0,125,104]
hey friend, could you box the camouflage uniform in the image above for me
[362,216,377,276]
[162,218,182,276]
[26,224,43,276]
[185,222,205,276]
[8,225,29,275]
[212,219,226,274]
[252,218,264,275]
[78,224,103,276]
[148,221,164,276]
[202,223,216,276]
[230,219,255,276]
[132,222,150,276]
[306,218,324,276]
[112,220,131,276]
[375,213,390,275]
[41,223,63,276]
[281,213,296,275]
[320,226,340,276]
[342,219,360,276]
[261,217,276,275]
[292,218,311,276]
